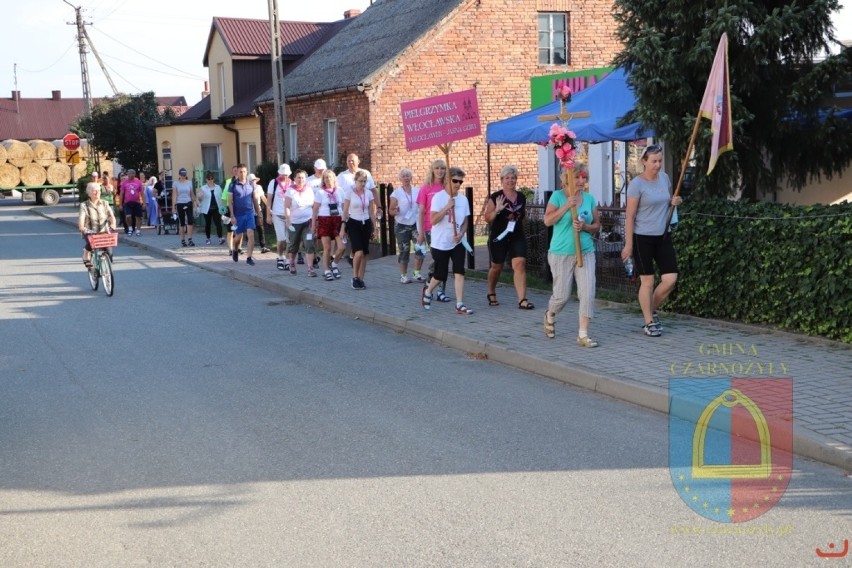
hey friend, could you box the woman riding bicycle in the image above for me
[78,182,117,268]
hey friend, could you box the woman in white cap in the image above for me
[172,167,197,247]
[266,163,292,270]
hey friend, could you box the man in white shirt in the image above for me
[306,159,326,193]
[266,164,292,270]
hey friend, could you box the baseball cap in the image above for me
[248,173,257,181]
[314,159,327,170]
[278,164,291,176]
[178,167,187,176]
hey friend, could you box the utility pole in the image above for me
[267,0,288,164]
[83,28,119,96]
[64,0,92,118]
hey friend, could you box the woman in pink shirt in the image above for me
[415,159,451,302]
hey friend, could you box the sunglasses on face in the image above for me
[451,179,464,184]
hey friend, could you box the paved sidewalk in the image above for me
[39,206,852,472]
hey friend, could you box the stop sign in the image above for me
[63,133,80,151]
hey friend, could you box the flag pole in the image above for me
[666,112,701,226]
[439,142,458,240]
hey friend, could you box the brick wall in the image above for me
[261,0,620,208]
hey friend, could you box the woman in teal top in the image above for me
[542,165,601,347]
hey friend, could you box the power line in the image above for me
[16,41,77,73]
[89,27,206,81]
[99,52,206,81]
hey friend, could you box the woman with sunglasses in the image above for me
[483,165,534,310]
[621,144,683,337]
[416,159,452,301]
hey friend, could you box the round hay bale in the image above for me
[0,143,7,164]
[52,140,68,162]
[79,138,90,159]
[29,140,58,166]
[72,161,88,180]
[0,163,21,189]
[2,140,34,168]
[20,163,47,186]
[46,162,72,185]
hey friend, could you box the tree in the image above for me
[612,0,852,199]
[74,92,176,174]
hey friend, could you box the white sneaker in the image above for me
[135,230,142,236]
[400,274,412,284]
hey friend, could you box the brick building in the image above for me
[257,0,621,204]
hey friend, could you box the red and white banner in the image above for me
[400,89,481,151]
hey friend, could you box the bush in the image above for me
[670,198,852,342]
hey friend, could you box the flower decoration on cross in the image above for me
[556,84,572,104]
[548,122,577,170]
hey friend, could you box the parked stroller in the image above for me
[156,188,178,235]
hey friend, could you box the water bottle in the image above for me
[624,257,635,279]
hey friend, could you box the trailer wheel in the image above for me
[41,189,60,206]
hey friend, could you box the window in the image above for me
[288,123,299,162]
[161,144,173,189]
[323,119,338,168]
[243,143,258,174]
[201,144,222,181]
[538,13,568,65]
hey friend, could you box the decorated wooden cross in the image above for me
[539,93,590,267]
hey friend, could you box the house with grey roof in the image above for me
[254,0,623,198]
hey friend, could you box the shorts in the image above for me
[634,232,678,276]
[123,202,142,218]
[488,234,527,265]
[288,221,316,254]
[234,212,256,235]
[346,218,373,255]
[316,215,342,239]
[431,244,466,282]
[176,202,193,227]
[272,215,288,243]
[394,222,422,265]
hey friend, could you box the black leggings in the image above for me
[205,204,222,238]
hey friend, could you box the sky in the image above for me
[6,1,851,108]
[7,0,374,107]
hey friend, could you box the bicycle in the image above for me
[85,232,117,297]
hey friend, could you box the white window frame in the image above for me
[538,12,569,66]
[217,63,227,113]
[288,123,299,162]
[243,143,258,174]
[324,119,338,168]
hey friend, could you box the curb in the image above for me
[34,208,852,473]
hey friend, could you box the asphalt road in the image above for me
[1,204,850,567]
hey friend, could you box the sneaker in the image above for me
[260,247,271,254]
[652,312,663,331]
[308,268,317,277]
[135,230,142,236]
[577,336,599,348]
[313,257,320,269]
[357,279,366,289]
[218,237,225,245]
[277,258,286,271]
[205,238,211,245]
[297,253,305,265]
[351,278,359,290]
[125,230,132,236]
[642,323,662,337]
[414,272,425,282]
[188,239,195,247]
[246,257,255,266]
[181,240,187,247]
[400,274,412,284]
[232,249,239,263]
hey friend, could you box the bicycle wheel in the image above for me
[88,254,99,291]
[100,253,114,297]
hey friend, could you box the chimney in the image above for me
[52,90,61,101]
[343,9,361,18]
[202,80,210,99]
[11,90,20,101]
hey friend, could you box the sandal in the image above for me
[421,286,432,311]
[323,270,334,281]
[83,259,93,268]
[487,293,499,306]
[543,312,556,339]
[436,291,452,302]
[455,304,474,315]
[577,336,599,348]
[518,298,535,310]
[276,259,286,271]
[331,266,341,279]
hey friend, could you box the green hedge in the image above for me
[670,198,852,343]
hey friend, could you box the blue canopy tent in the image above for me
[485,68,653,144]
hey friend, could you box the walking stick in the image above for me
[561,169,583,267]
